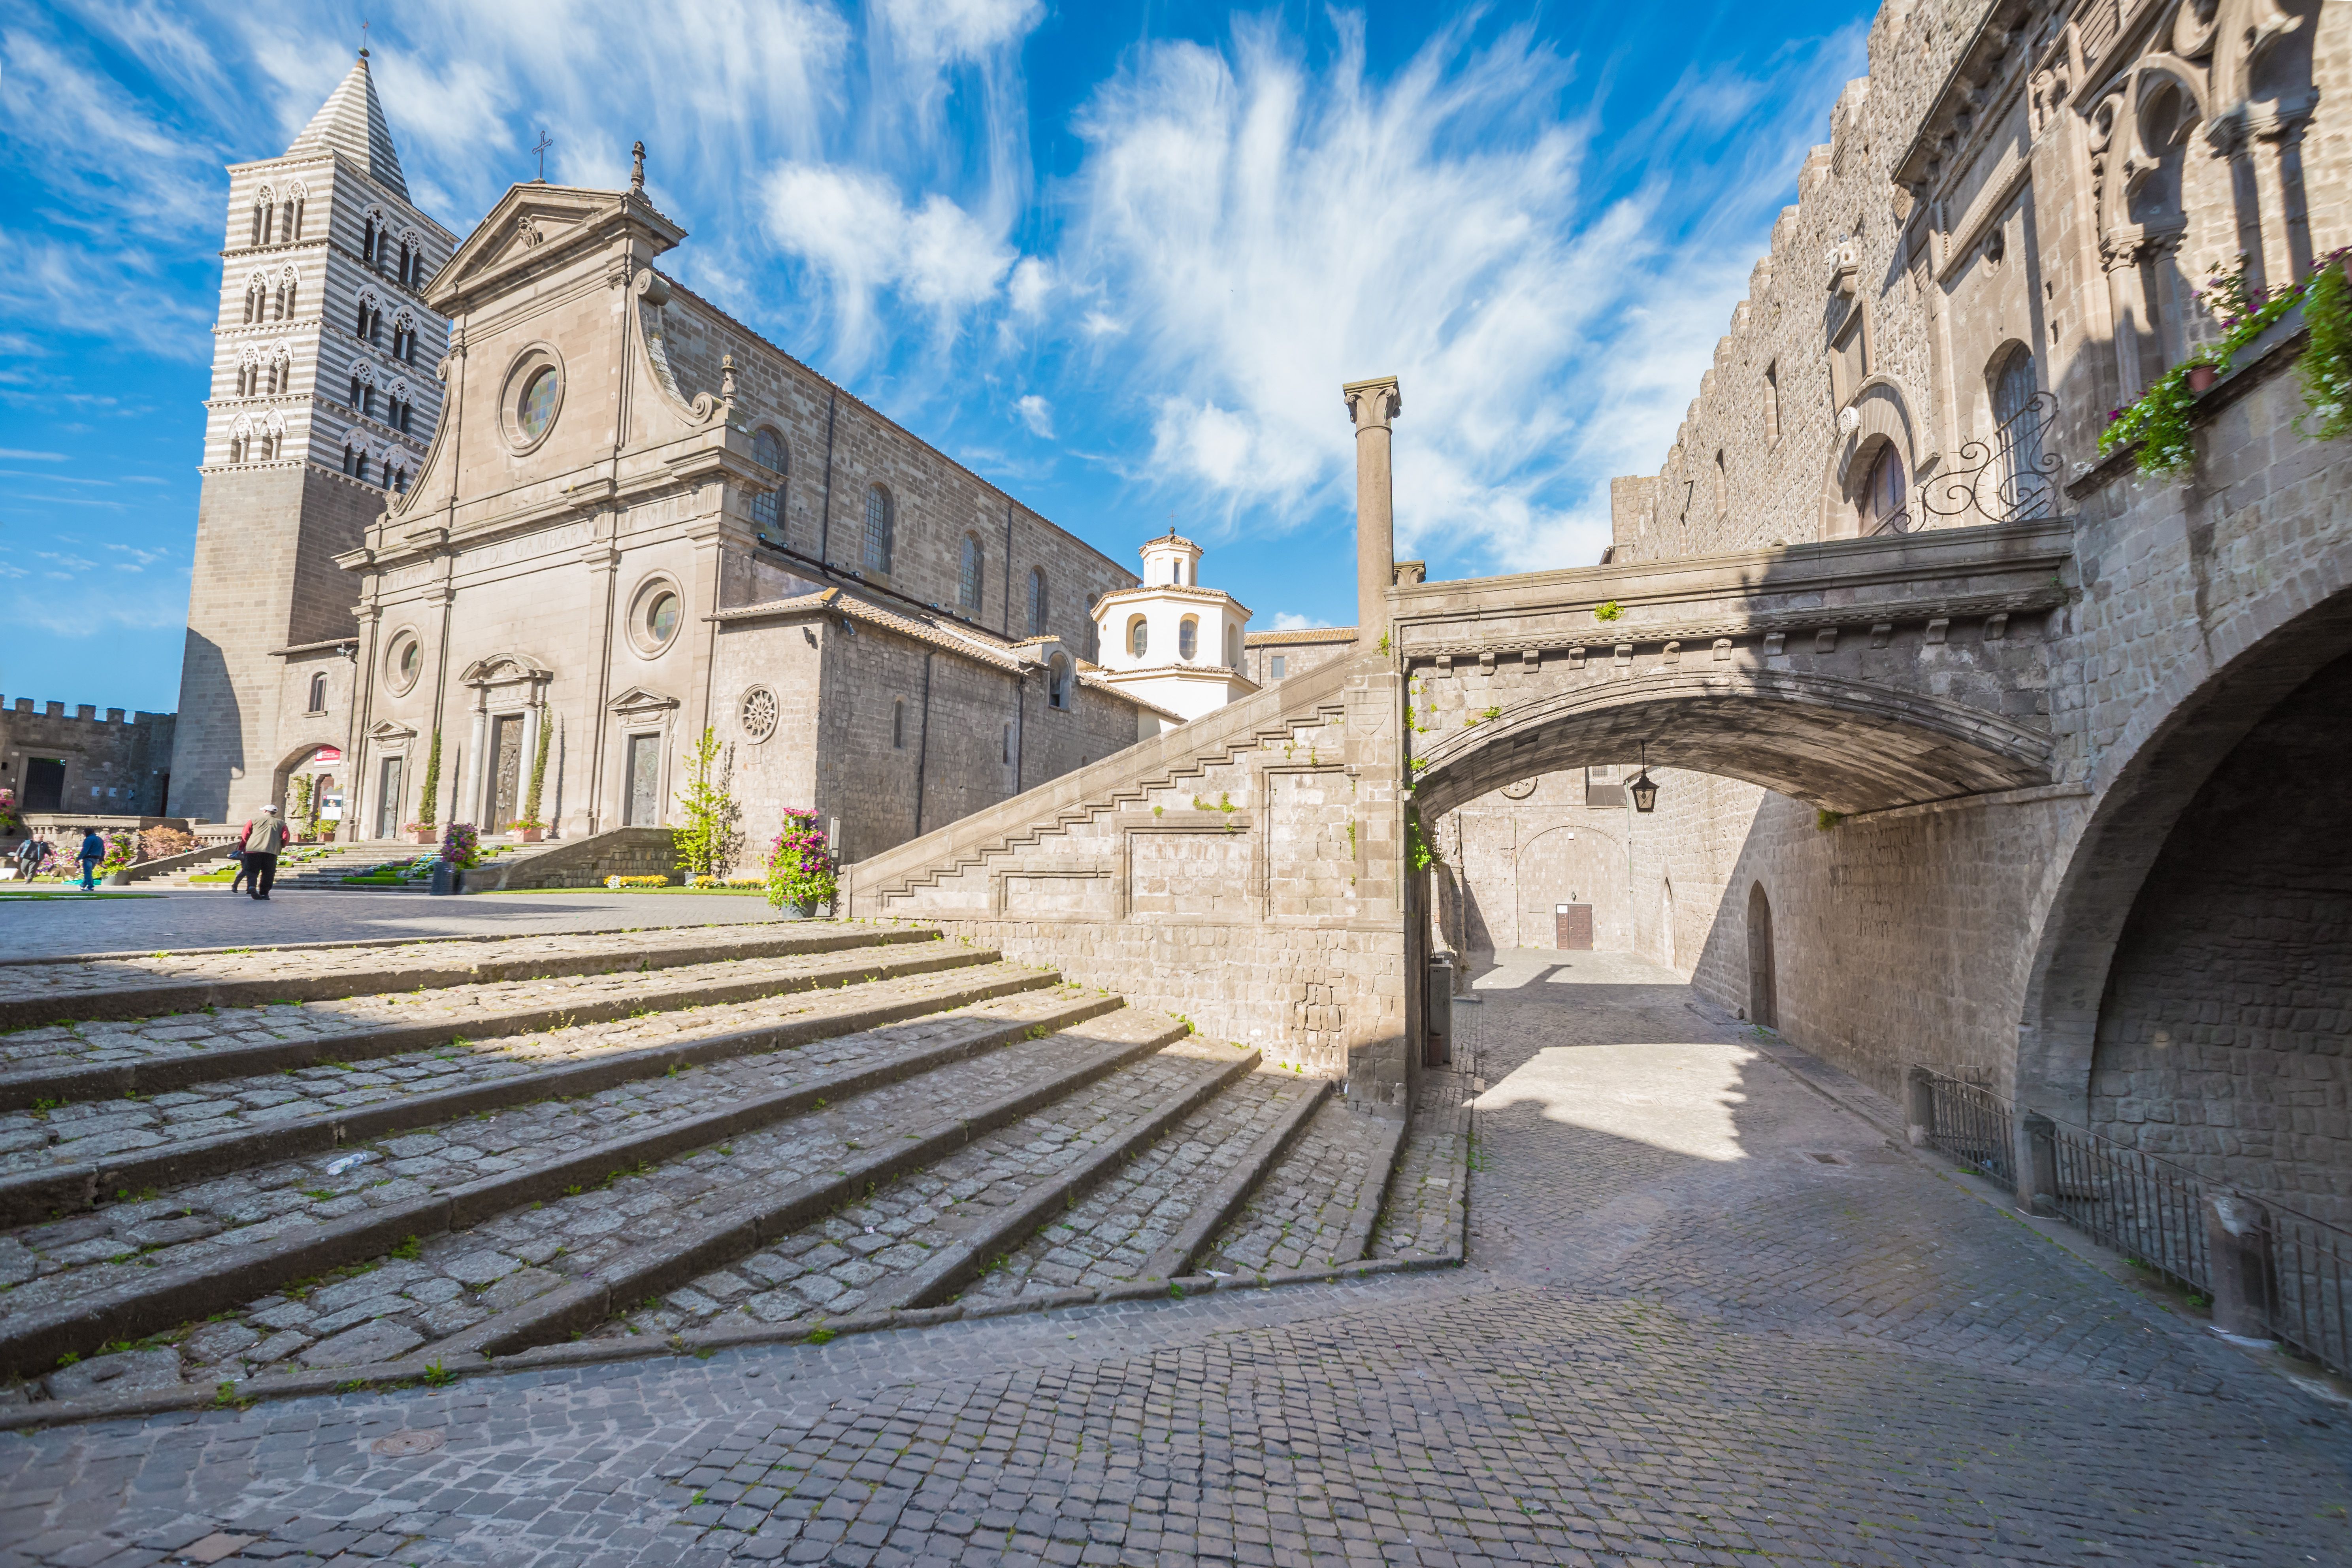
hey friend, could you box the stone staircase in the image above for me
[0,920,1456,1414]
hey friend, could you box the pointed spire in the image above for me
[285,49,409,200]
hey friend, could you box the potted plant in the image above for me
[506,817,546,844]
[763,808,838,918]
[430,822,481,895]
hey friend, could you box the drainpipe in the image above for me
[912,651,933,837]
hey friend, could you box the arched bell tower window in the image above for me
[1128,616,1148,659]
[1178,616,1199,661]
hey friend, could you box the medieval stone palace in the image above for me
[170,53,1176,861]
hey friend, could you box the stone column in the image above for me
[1344,377,1402,649]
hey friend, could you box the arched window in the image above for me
[1128,616,1148,659]
[862,485,894,575]
[350,373,367,415]
[290,192,305,240]
[959,534,984,613]
[748,432,785,537]
[1027,567,1048,635]
[341,441,354,475]
[307,673,327,713]
[1991,347,2049,519]
[1001,723,1012,764]
[1178,617,1198,660]
[1047,654,1071,710]
[1856,443,1908,536]
[892,697,906,750]
[354,450,369,484]
[1224,623,1239,668]
[250,200,266,247]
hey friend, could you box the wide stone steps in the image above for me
[0,931,970,1106]
[0,920,938,1029]
[0,921,1445,1417]
[0,960,1065,1223]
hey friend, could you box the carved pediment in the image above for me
[367,718,418,743]
[607,685,680,718]
[428,182,686,316]
[460,653,554,687]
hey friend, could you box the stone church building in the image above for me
[172,54,1160,862]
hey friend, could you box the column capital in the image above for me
[1343,376,1402,432]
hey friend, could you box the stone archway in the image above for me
[2015,584,2352,1122]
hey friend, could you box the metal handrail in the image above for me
[1911,1068,2352,1377]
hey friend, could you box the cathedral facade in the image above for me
[173,55,1156,865]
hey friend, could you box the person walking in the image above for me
[11,834,40,882]
[241,807,288,901]
[77,829,106,892]
[228,816,256,893]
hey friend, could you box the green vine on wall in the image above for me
[2297,257,2352,443]
[1406,805,1440,874]
[2102,251,2352,477]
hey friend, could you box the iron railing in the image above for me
[1912,1069,2352,1378]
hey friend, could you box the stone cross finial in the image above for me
[631,141,646,195]
[720,353,737,406]
[1343,376,1402,648]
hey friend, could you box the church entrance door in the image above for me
[23,758,64,813]
[490,715,525,832]
[376,756,403,841]
[624,733,661,826]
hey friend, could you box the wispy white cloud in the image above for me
[1270,611,1331,630]
[1014,394,1054,437]
[0,450,68,461]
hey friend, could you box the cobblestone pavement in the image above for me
[0,892,792,964]
[5,947,2350,1565]
[1197,1101,1391,1278]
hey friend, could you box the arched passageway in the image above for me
[2087,649,2352,1229]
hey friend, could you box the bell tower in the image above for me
[170,51,456,824]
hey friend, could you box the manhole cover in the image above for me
[372,1430,446,1457]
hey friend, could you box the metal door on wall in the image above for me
[491,715,524,830]
[1554,903,1593,950]
[375,756,403,840]
[22,758,64,813]
[624,733,661,825]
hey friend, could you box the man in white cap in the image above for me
[241,805,289,901]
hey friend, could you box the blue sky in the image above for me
[0,0,1873,715]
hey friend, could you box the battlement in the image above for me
[1,697,171,727]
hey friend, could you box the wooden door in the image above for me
[1554,903,1594,950]
[1747,883,1777,1028]
[491,715,525,831]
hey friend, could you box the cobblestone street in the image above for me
[4,946,2348,1566]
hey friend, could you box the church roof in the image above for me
[1244,625,1356,645]
[285,51,407,199]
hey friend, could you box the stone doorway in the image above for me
[375,756,404,840]
[624,733,662,826]
[491,714,525,832]
[1553,903,1593,950]
[22,758,64,813]
[1747,883,1777,1029]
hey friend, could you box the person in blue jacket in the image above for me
[77,829,106,892]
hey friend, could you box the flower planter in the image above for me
[410,827,439,845]
[2186,364,2220,394]
[429,863,464,895]
[514,827,543,843]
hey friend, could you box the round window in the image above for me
[740,686,778,744]
[386,633,421,694]
[519,367,559,441]
[644,590,679,648]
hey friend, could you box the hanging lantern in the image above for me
[1629,740,1660,813]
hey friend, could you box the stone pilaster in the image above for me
[1344,377,1401,650]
